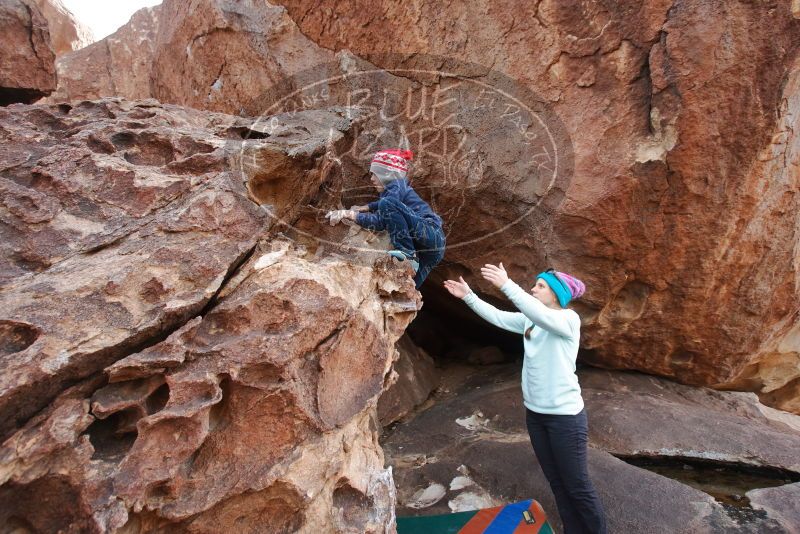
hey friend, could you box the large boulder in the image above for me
[31,0,93,56]
[580,369,800,473]
[0,0,56,104]
[747,482,800,532]
[0,98,421,532]
[0,98,266,439]
[47,0,334,115]
[377,334,439,426]
[54,0,797,413]
[38,1,800,415]
[0,241,419,533]
[47,6,159,102]
[272,0,800,412]
[148,0,333,115]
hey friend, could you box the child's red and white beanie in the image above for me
[370,149,414,183]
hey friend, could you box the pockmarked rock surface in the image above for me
[32,0,93,57]
[273,0,800,411]
[1,97,421,532]
[0,241,419,533]
[382,363,800,533]
[0,98,267,440]
[0,0,57,104]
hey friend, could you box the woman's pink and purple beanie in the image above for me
[536,270,585,308]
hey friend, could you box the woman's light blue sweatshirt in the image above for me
[462,279,584,415]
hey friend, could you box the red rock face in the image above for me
[23,0,800,416]
[273,0,800,411]
[378,334,439,426]
[0,98,418,532]
[0,0,57,104]
[48,6,159,103]
[53,0,799,409]
[0,99,265,439]
[149,0,333,115]
[48,0,334,115]
[1,1,798,530]
[0,248,417,532]
[31,0,93,57]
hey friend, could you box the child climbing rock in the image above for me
[443,264,607,534]
[326,149,446,288]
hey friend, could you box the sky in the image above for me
[60,0,162,41]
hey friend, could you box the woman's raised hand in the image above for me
[481,262,509,289]
[443,276,471,299]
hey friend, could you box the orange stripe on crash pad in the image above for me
[512,500,548,534]
[457,506,502,534]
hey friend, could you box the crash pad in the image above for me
[396,499,553,534]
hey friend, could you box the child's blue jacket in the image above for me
[355,179,443,230]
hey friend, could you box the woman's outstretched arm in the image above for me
[480,263,578,339]
[444,276,527,334]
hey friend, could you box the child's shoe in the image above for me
[388,250,419,273]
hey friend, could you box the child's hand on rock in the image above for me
[325,210,356,226]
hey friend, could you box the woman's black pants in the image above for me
[525,408,607,534]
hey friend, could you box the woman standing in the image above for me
[444,263,607,534]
